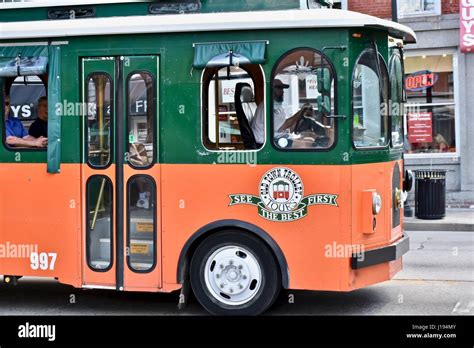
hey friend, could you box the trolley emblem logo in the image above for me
[229,167,339,222]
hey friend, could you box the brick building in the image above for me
[342,0,473,207]
[347,0,460,18]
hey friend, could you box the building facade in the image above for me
[345,0,474,207]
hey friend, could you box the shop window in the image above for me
[127,72,156,168]
[272,48,336,150]
[202,64,265,150]
[397,0,441,18]
[306,0,347,9]
[352,48,389,148]
[3,75,48,149]
[404,54,456,154]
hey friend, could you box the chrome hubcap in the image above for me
[204,246,262,306]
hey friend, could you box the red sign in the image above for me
[405,71,438,91]
[408,112,433,143]
[461,0,474,53]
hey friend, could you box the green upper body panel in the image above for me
[0,21,403,166]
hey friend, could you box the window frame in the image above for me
[270,47,339,153]
[397,0,441,19]
[86,174,114,273]
[351,47,390,151]
[200,64,266,152]
[2,75,48,153]
[403,49,460,159]
[125,70,157,170]
[85,71,114,170]
[126,174,158,274]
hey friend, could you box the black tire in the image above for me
[190,230,281,316]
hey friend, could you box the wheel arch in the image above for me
[177,220,290,289]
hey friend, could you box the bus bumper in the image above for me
[350,234,410,270]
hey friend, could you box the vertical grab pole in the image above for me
[90,178,106,231]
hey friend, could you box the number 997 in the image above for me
[30,252,57,271]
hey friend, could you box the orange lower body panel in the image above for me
[0,162,404,293]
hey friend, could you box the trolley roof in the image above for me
[0,9,416,43]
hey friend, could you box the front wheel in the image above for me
[190,231,281,315]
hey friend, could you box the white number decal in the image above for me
[30,253,57,271]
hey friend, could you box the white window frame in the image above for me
[404,49,460,160]
[397,0,441,19]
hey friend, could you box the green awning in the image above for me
[193,41,267,69]
[47,45,62,174]
[0,46,48,77]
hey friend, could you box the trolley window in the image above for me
[127,176,156,273]
[126,72,155,168]
[352,48,389,148]
[389,50,404,147]
[86,175,114,272]
[86,73,113,168]
[3,75,48,150]
[202,64,265,150]
[272,48,336,150]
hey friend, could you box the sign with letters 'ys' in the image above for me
[229,167,339,222]
[461,0,474,53]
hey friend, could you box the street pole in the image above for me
[392,0,398,22]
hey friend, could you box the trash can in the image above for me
[414,169,447,220]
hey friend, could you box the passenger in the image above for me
[4,95,47,148]
[29,96,48,138]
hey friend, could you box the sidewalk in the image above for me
[404,208,474,232]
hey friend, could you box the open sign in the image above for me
[405,70,438,91]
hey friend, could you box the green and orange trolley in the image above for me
[0,0,416,315]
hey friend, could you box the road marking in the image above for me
[452,301,461,313]
[452,300,474,314]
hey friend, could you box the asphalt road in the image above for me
[0,231,472,316]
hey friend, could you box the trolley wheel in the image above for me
[190,231,281,316]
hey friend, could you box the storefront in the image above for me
[404,52,457,156]
[400,6,474,207]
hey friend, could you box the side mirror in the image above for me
[403,170,414,192]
